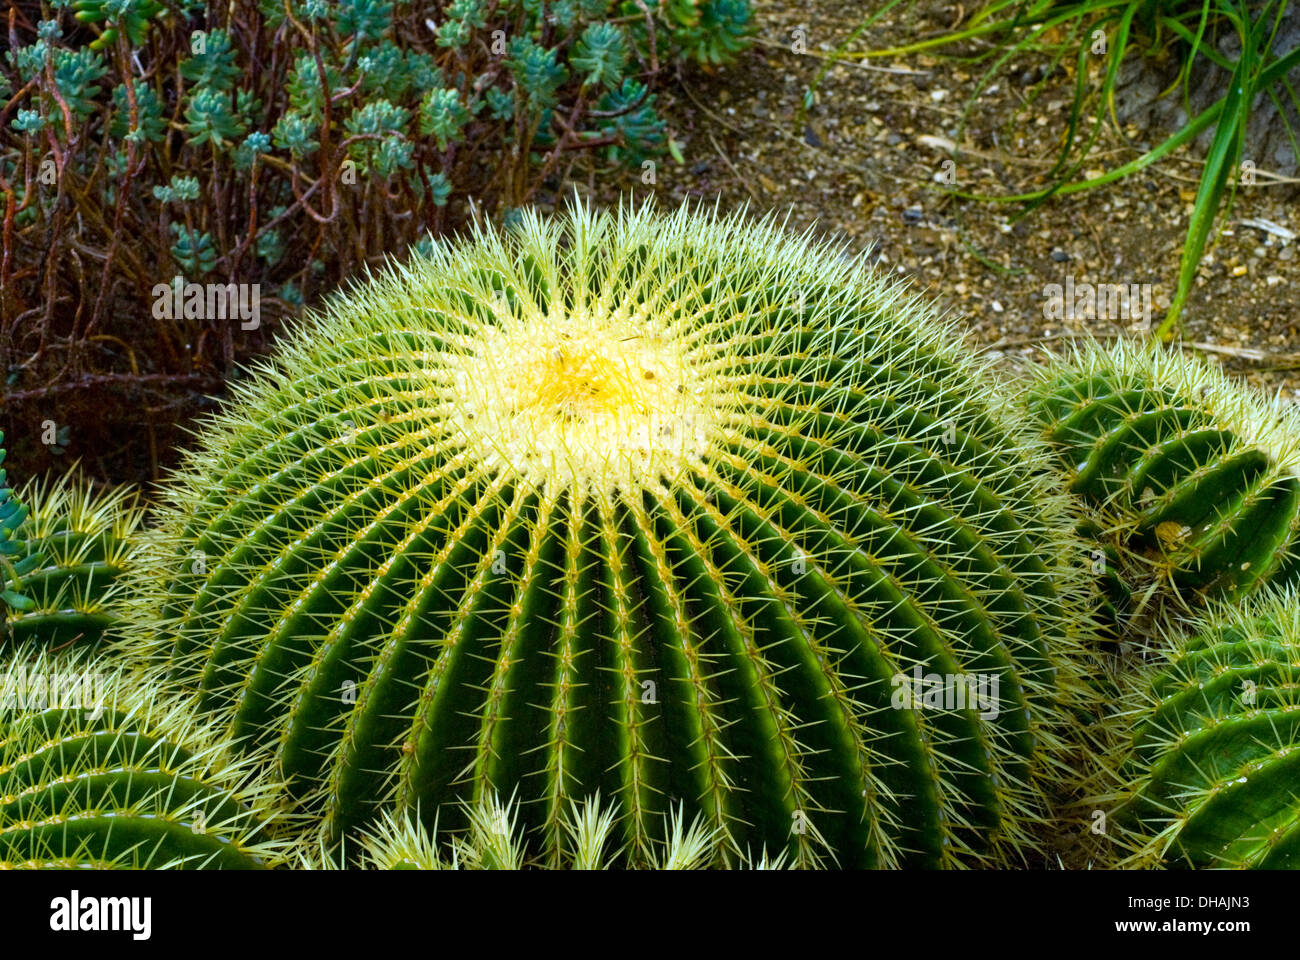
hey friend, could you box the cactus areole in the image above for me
[127,200,1087,868]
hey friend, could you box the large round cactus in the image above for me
[1029,337,1300,603]
[1100,585,1300,868]
[122,200,1092,868]
[0,646,288,869]
[3,473,144,649]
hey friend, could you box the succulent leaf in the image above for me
[0,434,39,619]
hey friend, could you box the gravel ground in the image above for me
[580,0,1300,395]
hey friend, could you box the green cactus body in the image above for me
[1109,586,1300,868]
[0,647,287,869]
[123,201,1091,868]
[1029,339,1300,600]
[3,474,145,648]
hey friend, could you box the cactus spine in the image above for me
[311,792,777,870]
[0,646,288,869]
[1029,337,1300,603]
[344,794,529,871]
[4,473,145,649]
[1097,585,1300,868]
[121,200,1092,868]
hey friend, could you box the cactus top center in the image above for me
[444,303,718,494]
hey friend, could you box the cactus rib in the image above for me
[1029,337,1300,603]
[0,646,290,869]
[1097,585,1300,868]
[3,473,145,649]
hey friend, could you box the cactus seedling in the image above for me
[1029,337,1300,604]
[0,646,289,869]
[1097,585,1300,868]
[122,199,1092,868]
[3,472,145,649]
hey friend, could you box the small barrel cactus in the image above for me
[0,646,289,869]
[1099,585,1300,868]
[3,473,145,649]
[1029,337,1300,602]
[122,200,1092,868]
